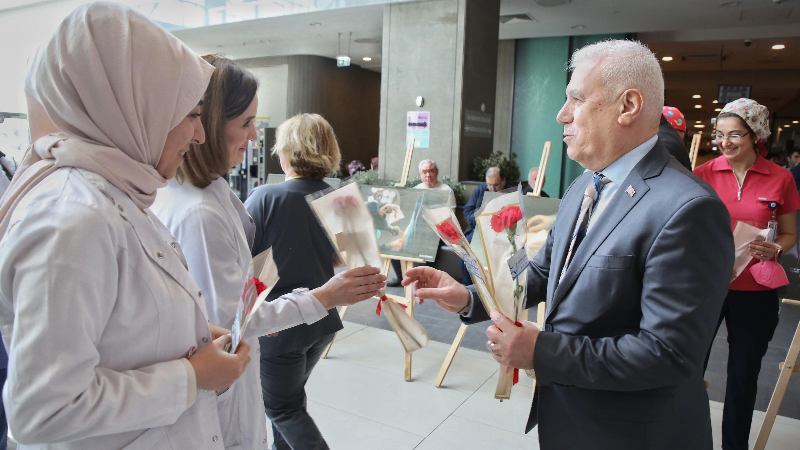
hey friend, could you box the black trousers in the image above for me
[260,333,335,450]
[704,289,780,450]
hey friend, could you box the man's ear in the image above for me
[618,89,645,126]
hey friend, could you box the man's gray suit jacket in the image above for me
[465,140,734,449]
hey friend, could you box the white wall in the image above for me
[0,0,92,113]
[248,65,289,127]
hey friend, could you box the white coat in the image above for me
[0,168,226,450]
[151,177,329,450]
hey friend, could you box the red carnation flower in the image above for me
[253,277,267,295]
[436,219,461,245]
[491,205,524,233]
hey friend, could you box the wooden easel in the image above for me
[436,141,551,390]
[394,138,415,188]
[320,255,423,381]
[689,133,701,170]
[753,298,800,449]
[321,136,423,380]
[527,141,552,197]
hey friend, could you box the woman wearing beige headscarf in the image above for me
[0,3,250,449]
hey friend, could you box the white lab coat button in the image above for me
[263,438,267,444]
[156,252,163,259]
[202,337,209,343]
[212,435,218,442]
[199,291,203,297]
[117,205,124,212]
[170,242,177,248]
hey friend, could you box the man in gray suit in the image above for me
[403,40,733,449]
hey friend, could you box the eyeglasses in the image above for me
[420,169,438,175]
[714,132,750,142]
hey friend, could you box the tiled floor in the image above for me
[298,321,800,450]
[6,319,798,449]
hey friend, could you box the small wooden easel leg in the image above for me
[753,317,800,450]
[321,305,349,359]
[435,323,469,387]
[403,260,414,381]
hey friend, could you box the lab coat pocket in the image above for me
[122,427,172,450]
[216,381,243,446]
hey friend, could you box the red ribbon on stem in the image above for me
[495,320,524,385]
[376,295,407,316]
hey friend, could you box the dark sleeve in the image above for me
[789,166,800,198]
[463,186,483,227]
[244,188,269,258]
[533,195,734,391]
[658,119,692,171]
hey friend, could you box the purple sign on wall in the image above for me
[407,111,430,148]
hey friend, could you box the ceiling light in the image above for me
[793,121,799,124]
[695,105,702,109]
[712,100,718,104]
[715,108,722,112]
[662,56,673,61]
[695,124,705,128]
[362,57,372,61]
[713,147,718,151]
[693,95,701,98]
[772,44,785,50]
[719,1,740,7]
[570,24,585,30]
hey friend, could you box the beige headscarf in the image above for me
[0,2,214,237]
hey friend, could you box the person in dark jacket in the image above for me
[460,166,507,284]
[522,166,550,197]
[660,106,692,170]
[245,113,345,450]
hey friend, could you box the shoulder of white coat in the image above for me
[6,168,123,246]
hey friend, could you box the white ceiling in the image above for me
[173,0,800,69]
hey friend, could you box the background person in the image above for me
[660,106,692,170]
[0,4,251,448]
[694,98,800,450]
[787,148,800,169]
[245,114,345,450]
[522,166,549,197]
[403,40,733,449]
[152,56,385,450]
[460,166,507,284]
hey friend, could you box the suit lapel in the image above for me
[546,141,670,322]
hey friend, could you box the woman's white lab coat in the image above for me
[0,168,226,449]
[151,177,329,449]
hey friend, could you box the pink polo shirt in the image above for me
[694,155,800,291]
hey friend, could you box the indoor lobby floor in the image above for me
[6,319,800,449]
[296,320,799,450]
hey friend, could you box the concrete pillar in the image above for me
[378,0,500,182]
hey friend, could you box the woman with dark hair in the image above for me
[694,98,800,450]
[152,56,385,450]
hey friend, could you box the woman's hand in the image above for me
[189,334,250,391]
[527,214,555,233]
[402,267,470,313]
[208,322,230,340]
[312,266,387,309]
[749,240,777,261]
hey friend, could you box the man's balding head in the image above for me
[486,166,505,192]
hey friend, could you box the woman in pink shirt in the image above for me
[694,98,800,450]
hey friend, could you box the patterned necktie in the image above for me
[560,172,610,280]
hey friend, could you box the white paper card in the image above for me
[732,221,769,278]
[507,247,528,280]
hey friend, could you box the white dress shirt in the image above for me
[587,135,658,232]
[152,177,329,450]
